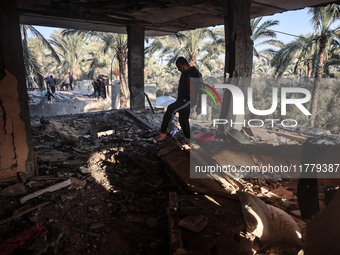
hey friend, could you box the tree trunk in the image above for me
[307,60,312,78]
[110,56,114,85]
[309,36,328,127]
[117,53,127,109]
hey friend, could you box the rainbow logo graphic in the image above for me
[198,82,222,106]
[188,78,222,107]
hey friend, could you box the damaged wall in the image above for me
[0,0,35,180]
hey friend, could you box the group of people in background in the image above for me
[28,72,109,102]
[40,72,74,102]
[43,72,73,93]
[92,75,107,99]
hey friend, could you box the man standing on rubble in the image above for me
[154,56,202,141]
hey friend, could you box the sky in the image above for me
[261,8,313,44]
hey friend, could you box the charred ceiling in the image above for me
[17,0,340,36]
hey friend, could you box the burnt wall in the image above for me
[0,0,35,180]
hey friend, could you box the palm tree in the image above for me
[324,36,340,75]
[63,29,130,108]
[97,33,128,108]
[252,59,274,78]
[147,27,224,70]
[49,30,93,82]
[250,17,283,60]
[270,4,340,127]
[20,25,60,89]
[308,4,340,127]
[271,34,315,78]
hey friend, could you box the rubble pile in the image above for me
[0,109,179,255]
[1,107,339,255]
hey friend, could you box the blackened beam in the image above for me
[125,109,155,130]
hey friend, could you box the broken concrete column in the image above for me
[219,0,253,131]
[0,0,35,180]
[127,25,145,112]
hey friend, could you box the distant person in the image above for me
[44,76,50,88]
[43,87,56,102]
[33,76,38,89]
[61,81,69,91]
[92,77,100,98]
[154,57,203,141]
[99,76,107,99]
[27,75,33,91]
[49,75,56,94]
[69,72,74,90]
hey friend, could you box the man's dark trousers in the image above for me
[160,99,190,138]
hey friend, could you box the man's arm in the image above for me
[189,68,204,113]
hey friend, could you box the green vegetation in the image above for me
[21,4,339,131]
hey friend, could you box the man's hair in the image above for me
[176,57,188,66]
[50,75,53,78]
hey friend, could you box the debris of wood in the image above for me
[70,177,87,188]
[0,183,27,197]
[157,145,179,157]
[28,176,68,181]
[0,202,50,226]
[20,179,72,203]
[178,214,208,233]
[125,109,154,130]
[247,127,277,141]
[210,174,240,194]
[266,186,294,200]
[267,130,307,143]
[97,129,114,137]
[227,128,251,144]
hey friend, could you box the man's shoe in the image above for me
[153,133,166,142]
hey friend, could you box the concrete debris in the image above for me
[79,166,91,174]
[178,214,208,233]
[266,186,294,200]
[18,172,29,183]
[1,108,338,255]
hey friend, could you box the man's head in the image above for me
[176,57,190,73]
[50,75,53,78]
